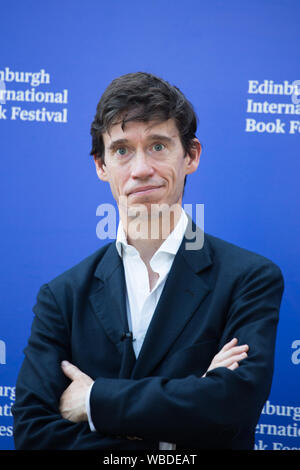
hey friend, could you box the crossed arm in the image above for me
[59,338,249,423]
[13,260,283,449]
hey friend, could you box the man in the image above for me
[12,72,284,450]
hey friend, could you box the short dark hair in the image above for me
[90,72,198,162]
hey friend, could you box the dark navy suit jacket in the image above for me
[12,225,284,450]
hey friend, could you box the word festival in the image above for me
[0,105,67,123]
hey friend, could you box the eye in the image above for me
[116,147,128,156]
[152,143,165,152]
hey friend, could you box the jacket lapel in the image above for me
[131,224,213,379]
[89,243,136,378]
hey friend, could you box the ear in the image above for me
[184,139,202,175]
[93,155,108,182]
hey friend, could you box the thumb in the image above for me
[61,360,82,381]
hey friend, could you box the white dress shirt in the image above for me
[87,209,188,450]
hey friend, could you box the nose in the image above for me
[131,151,154,179]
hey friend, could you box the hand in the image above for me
[59,361,94,423]
[202,338,249,377]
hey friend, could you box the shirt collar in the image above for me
[116,208,188,259]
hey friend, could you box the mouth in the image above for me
[128,185,163,196]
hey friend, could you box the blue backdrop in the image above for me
[0,0,299,451]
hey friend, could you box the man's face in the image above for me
[94,118,201,216]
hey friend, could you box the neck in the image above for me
[120,203,183,264]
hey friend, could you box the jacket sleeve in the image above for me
[89,260,284,447]
[12,284,149,450]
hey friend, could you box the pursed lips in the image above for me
[127,185,163,196]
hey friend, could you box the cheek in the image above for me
[160,161,185,187]
[156,161,176,180]
[109,168,129,196]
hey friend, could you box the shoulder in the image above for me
[204,232,284,281]
[42,242,113,301]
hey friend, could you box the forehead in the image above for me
[102,118,180,146]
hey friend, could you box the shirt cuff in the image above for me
[86,382,96,432]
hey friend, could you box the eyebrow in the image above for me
[108,134,175,151]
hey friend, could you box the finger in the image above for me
[222,342,249,355]
[228,362,239,371]
[222,344,249,358]
[218,352,248,368]
[215,344,249,363]
[61,361,82,381]
[221,338,238,352]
